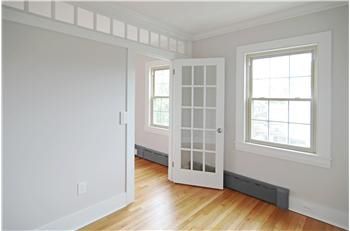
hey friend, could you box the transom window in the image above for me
[246,46,316,153]
[150,66,170,128]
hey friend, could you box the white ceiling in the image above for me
[80,2,347,41]
[117,2,309,35]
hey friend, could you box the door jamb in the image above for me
[125,48,185,204]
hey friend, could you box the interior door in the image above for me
[172,58,225,189]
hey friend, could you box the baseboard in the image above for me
[289,197,348,230]
[224,171,289,209]
[38,192,128,230]
[135,144,168,166]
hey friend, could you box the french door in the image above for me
[172,58,225,189]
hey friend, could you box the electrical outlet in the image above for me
[77,182,87,196]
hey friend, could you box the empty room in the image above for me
[2,1,349,230]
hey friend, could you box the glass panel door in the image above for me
[173,58,224,189]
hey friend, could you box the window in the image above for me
[150,66,170,128]
[235,31,332,168]
[246,46,315,153]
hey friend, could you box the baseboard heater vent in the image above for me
[135,144,168,166]
[134,144,289,209]
[224,171,289,209]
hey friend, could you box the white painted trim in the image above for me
[193,2,347,41]
[38,193,127,230]
[144,60,171,136]
[2,7,185,61]
[289,196,348,230]
[126,50,136,204]
[235,31,332,168]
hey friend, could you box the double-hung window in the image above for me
[246,46,316,152]
[150,66,170,129]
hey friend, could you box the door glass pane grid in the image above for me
[251,99,311,148]
[181,65,217,172]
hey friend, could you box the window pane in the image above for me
[193,151,203,171]
[289,101,311,124]
[193,109,203,128]
[205,152,215,173]
[206,65,216,85]
[269,122,288,144]
[182,66,192,85]
[252,58,269,79]
[251,120,268,141]
[152,98,169,127]
[269,78,289,98]
[252,100,268,120]
[182,87,191,106]
[154,69,169,96]
[206,87,216,107]
[182,109,191,127]
[194,87,204,106]
[205,109,216,129]
[193,130,203,150]
[290,77,311,98]
[181,150,191,169]
[270,56,289,78]
[290,53,312,77]
[194,66,204,85]
[252,79,269,98]
[181,129,191,149]
[269,101,288,122]
[205,131,216,151]
[289,124,310,148]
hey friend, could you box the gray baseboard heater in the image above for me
[134,144,289,209]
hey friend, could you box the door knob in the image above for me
[217,128,222,133]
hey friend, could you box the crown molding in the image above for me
[192,2,348,41]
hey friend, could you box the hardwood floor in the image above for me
[82,158,343,230]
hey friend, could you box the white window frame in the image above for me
[235,31,332,168]
[144,60,170,136]
[246,46,316,153]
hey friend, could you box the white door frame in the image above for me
[125,48,188,203]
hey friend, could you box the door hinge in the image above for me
[173,69,175,75]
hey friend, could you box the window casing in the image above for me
[150,66,170,129]
[246,46,316,153]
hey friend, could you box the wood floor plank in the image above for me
[81,158,344,231]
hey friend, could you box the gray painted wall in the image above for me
[3,21,127,229]
[192,6,348,227]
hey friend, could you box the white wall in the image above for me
[135,55,169,154]
[3,21,128,229]
[192,6,348,228]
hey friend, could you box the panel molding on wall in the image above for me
[2,1,188,55]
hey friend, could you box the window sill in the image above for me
[235,141,331,168]
[144,125,169,136]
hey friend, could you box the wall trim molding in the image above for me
[193,2,347,41]
[37,193,127,230]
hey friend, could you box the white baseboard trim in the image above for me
[38,192,128,230]
[289,196,348,230]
